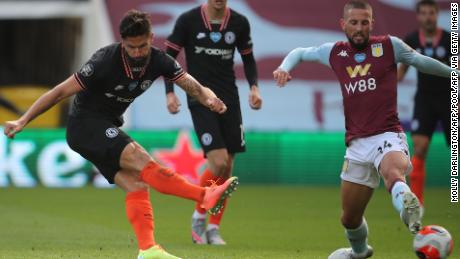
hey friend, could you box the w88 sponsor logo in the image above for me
[344,78,377,94]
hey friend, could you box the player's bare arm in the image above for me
[4,75,82,138]
[175,73,227,114]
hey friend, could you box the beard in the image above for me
[124,49,151,68]
[422,21,437,34]
[127,55,149,67]
[347,33,369,51]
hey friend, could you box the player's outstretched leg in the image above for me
[139,161,238,212]
[391,180,422,234]
[201,176,238,215]
[137,245,182,259]
[328,218,373,259]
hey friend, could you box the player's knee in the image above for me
[412,138,430,159]
[210,158,228,176]
[131,182,149,192]
[116,173,150,193]
[122,142,153,169]
[413,143,428,159]
[413,148,428,160]
[341,214,362,229]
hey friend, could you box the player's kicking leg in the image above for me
[328,179,374,259]
[382,151,422,234]
[118,142,238,257]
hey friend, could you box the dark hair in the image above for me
[119,10,152,39]
[416,0,439,13]
[343,0,373,17]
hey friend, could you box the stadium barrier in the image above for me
[0,128,450,188]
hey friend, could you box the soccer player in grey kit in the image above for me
[274,1,457,258]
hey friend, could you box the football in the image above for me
[414,225,454,259]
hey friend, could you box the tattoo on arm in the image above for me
[176,74,202,98]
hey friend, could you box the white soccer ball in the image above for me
[413,225,454,259]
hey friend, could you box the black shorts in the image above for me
[190,103,246,156]
[66,115,133,183]
[411,92,450,145]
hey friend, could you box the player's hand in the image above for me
[206,97,227,114]
[166,92,181,114]
[249,85,262,110]
[3,119,26,139]
[273,68,292,87]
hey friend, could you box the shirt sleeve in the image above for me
[74,48,107,90]
[164,47,181,94]
[165,13,188,51]
[279,43,334,72]
[236,16,253,55]
[241,52,258,87]
[161,52,186,82]
[390,36,457,78]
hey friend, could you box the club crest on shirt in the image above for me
[209,32,222,43]
[80,63,94,77]
[140,80,153,91]
[371,43,383,57]
[224,31,236,44]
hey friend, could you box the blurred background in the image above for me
[0,0,452,188]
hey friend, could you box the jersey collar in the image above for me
[418,28,443,48]
[200,4,231,31]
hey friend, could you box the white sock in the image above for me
[345,218,369,255]
[192,210,207,219]
[391,181,411,214]
[207,224,219,231]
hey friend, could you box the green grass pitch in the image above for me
[0,186,458,259]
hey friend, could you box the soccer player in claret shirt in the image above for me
[3,10,239,259]
[163,0,262,245]
[273,1,457,258]
[398,0,452,205]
